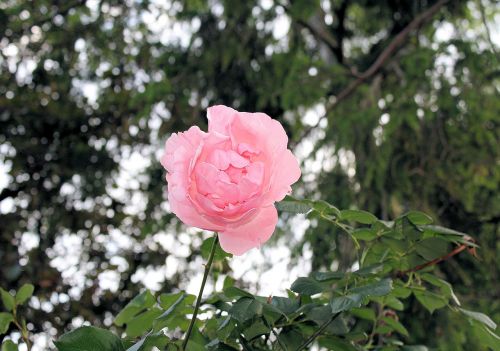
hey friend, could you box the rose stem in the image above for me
[181,233,219,350]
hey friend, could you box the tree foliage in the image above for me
[0,0,498,349]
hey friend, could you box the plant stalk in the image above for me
[181,234,219,350]
[295,312,342,351]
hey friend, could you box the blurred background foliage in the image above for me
[0,0,498,349]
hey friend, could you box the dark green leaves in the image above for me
[415,238,449,261]
[229,298,263,323]
[1,340,18,351]
[114,291,155,327]
[459,308,497,330]
[15,284,34,305]
[339,210,377,224]
[54,326,125,351]
[0,313,13,334]
[291,277,324,295]
[413,290,447,313]
[0,289,15,312]
[330,295,363,313]
[154,292,189,331]
[351,278,393,297]
[201,237,232,260]
[405,211,433,225]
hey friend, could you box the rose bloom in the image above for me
[161,105,301,255]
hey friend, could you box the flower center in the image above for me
[193,144,263,212]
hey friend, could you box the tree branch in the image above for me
[295,0,450,145]
[477,0,499,56]
[281,4,339,53]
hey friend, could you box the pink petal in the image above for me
[266,149,301,202]
[218,205,278,255]
[207,105,237,136]
[168,185,223,231]
[207,149,231,170]
[228,150,249,168]
[194,162,221,195]
[231,112,288,156]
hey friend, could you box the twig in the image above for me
[399,244,467,276]
[397,235,477,277]
[295,312,342,351]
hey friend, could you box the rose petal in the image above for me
[218,205,278,255]
[168,185,223,231]
[207,105,237,136]
[266,149,301,202]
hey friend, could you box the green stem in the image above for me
[181,234,219,350]
[12,308,31,351]
[295,312,342,351]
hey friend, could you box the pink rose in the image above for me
[160,105,301,255]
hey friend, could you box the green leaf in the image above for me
[421,273,460,305]
[125,308,163,338]
[420,225,467,237]
[242,319,270,340]
[381,316,409,336]
[15,284,34,305]
[354,263,385,276]
[54,326,125,351]
[270,296,300,315]
[405,211,433,225]
[0,313,14,334]
[229,297,262,323]
[126,333,169,351]
[276,196,312,214]
[223,287,254,299]
[415,238,449,261]
[1,340,18,351]
[318,336,357,351]
[350,278,393,297]
[290,277,324,295]
[339,209,377,224]
[0,289,15,312]
[311,200,341,217]
[352,228,377,241]
[216,316,235,341]
[305,305,350,334]
[312,271,345,281]
[330,294,363,313]
[459,308,497,330]
[154,293,186,331]
[413,290,447,313]
[401,346,429,351]
[201,237,232,260]
[350,307,376,321]
[115,291,155,326]
[384,295,404,311]
[470,320,500,351]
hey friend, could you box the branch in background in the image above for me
[295,15,339,53]
[333,0,349,64]
[0,186,24,202]
[477,0,499,56]
[295,0,450,145]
